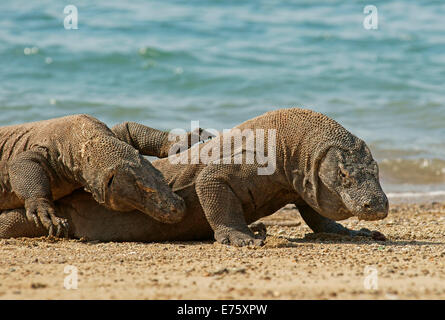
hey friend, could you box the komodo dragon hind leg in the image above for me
[0,209,47,239]
[296,205,386,241]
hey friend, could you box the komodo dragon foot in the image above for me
[24,198,69,237]
[215,228,265,247]
[298,205,386,241]
[347,228,386,241]
[249,221,267,239]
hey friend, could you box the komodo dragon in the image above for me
[0,114,191,237]
[0,108,389,245]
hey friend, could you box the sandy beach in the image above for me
[1,200,443,300]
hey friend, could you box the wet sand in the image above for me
[0,202,444,299]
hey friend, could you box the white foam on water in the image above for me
[387,190,445,199]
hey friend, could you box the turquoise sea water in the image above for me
[0,0,445,195]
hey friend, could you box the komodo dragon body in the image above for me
[0,108,389,245]
[0,114,187,236]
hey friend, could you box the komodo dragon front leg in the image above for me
[297,205,386,241]
[195,165,264,246]
[8,149,68,237]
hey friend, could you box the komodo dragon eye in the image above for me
[338,167,352,187]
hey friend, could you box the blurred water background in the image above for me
[1,0,445,197]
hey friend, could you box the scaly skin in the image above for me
[0,114,187,237]
[0,108,389,245]
[112,122,204,158]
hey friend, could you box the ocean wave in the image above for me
[379,158,445,185]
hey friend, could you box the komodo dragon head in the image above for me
[315,143,389,221]
[80,138,186,224]
[100,159,186,224]
[288,108,389,221]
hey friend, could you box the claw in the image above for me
[254,239,264,246]
[24,198,69,238]
[60,219,70,238]
[54,224,62,238]
[26,211,40,228]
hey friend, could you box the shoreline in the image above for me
[387,190,445,205]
